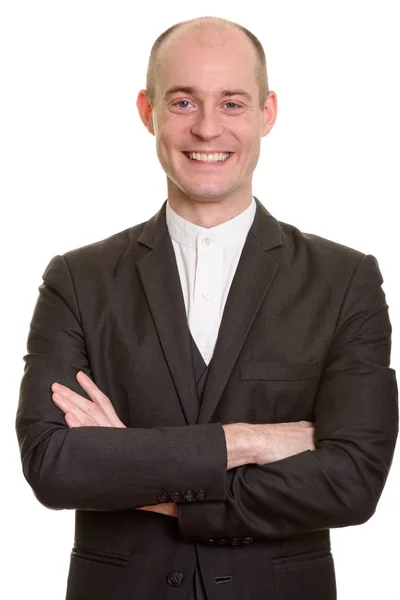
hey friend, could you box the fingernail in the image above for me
[52,383,62,391]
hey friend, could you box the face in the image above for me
[137,27,277,206]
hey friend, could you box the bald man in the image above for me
[16,17,397,600]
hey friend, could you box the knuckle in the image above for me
[99,394,111,406]
[95,395,106,407]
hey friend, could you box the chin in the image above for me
[180,182,233,200]
[188,192,229,203]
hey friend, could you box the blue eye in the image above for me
[225,102,238,109]
[177,101,190,108]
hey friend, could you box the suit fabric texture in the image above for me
[16,198,398,600]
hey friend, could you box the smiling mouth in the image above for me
[183,151,232,163]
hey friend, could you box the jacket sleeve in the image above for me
[15,254,227,511]
[178,254,398,542]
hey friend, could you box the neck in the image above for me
[167,182,254,228]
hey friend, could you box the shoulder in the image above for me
[50,220,150,281]
[40,218,151,288]
[254,198,368,271]
[273,220,385,315]
[267,217,383,293]
[276,218,369,275]
[64,220,147,265]
[279,219,364,261]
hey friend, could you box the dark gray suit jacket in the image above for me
[16,198,398,600]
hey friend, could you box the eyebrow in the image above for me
[163,85,253,102]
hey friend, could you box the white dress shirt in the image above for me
[166,198,257,365]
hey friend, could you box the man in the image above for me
[16,16,398,600]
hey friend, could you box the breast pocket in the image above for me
[239,361,321,422]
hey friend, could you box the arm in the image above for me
[15,255,227,511]
[50,376,316,518]
[177,254,399,542]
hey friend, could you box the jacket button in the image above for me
[167,571,184,587]
[230,538,240,545]
[183,490,194,501]
[156,492,170,503]
[206,538,215,544]
[195,490,205,500]
[217,538,229,545]
[170,492,181,501]
[241,537,254,544]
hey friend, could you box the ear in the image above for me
[136,89,155,136]
[262,91,278,137]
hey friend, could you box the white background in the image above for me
[1,1,399,598]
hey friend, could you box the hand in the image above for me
[51,371,126,428]
[136,503,178,518]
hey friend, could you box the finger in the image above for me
[65,412,83,428]
[52,393,92,425]
[52,390,112,427]
[62,403,97,427]
[76,371,126,428]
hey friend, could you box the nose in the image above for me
[190,106,224,140]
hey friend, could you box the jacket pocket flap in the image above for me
[240,360,320,381]
[71,546,129,567]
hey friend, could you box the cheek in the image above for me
[234,118,262,149]
[157,125,182,157]
[239,130,262,160]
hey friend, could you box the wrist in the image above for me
[222,423,257,469]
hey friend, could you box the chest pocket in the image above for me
[240,361,320,381]
[239,360,321,421]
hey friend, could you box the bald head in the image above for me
[146,17,269,109]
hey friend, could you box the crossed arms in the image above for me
[51,370,315,518]
[16,252,398,541]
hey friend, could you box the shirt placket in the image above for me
[189,234,222,365]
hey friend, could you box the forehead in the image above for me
[156,27,258,97]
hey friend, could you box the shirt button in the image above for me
[203,291,212,300]
[202,237,211,246]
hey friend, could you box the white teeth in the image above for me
[187,152,230,162]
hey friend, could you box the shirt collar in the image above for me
[166,197,256,250]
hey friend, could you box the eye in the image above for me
[225,101,241,110]
[174,100,191,108]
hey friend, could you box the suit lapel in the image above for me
[136,198,284,426]
[197,198,283,424]
[136,203,199,425]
